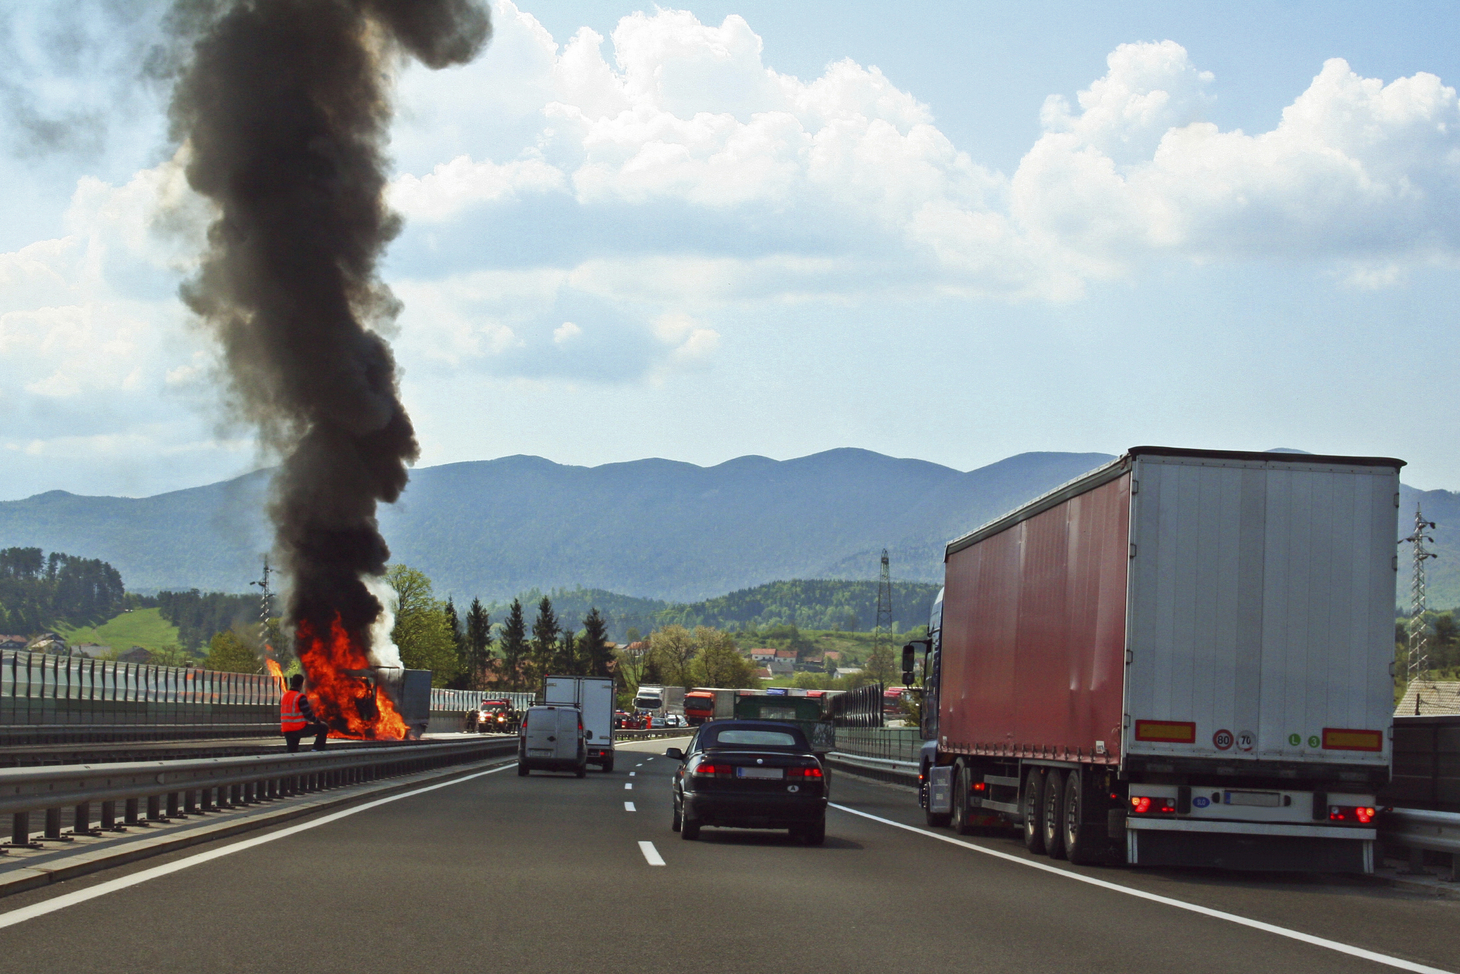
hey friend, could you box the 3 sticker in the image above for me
[1286,732,1322,748]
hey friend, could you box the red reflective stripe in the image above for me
[281,690,306,731]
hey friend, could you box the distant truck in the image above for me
[734,689,835,753]
[545,675,616,772]
[684,688,737,725]
[914,447,1401,873]
[633,684,685,719]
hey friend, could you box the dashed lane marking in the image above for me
[829,803,1454,974]
[629,772,636,776]
[625,783,633,790]
[625,802,636,811]
[0,762,520,931]
[638,841,665,866]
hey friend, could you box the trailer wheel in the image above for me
[1062,768,1103,865]
[951,762,977,835]
[1022,768,1046,854]
[1042,769,1067,859]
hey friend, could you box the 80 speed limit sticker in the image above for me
[1213,728,1234,750]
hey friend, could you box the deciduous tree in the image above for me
[203,630,259,673]
[386,565,460,686]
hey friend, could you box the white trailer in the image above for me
[545,675,616,772]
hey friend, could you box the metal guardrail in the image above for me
[615,728,695,742]
[1381,807,1460,881]
[0,736,516,850]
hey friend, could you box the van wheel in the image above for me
[517,763,528,777]
[576,765,586,779]
[1022,768,1046,854]
[602,754,614,773]
[1062,768,1104,865]
[1042,769,1067,859]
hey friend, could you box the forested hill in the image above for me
[0,449,1112,603]
[497,579,943,643]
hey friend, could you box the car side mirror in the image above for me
[664,747,683,760]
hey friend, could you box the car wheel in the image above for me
[803,817,826,846]
[1063,768,1104,865]
[681,815,700,840]
[672,800,682,833]
[1022,768,1046,854]
[517,762,528,777]
[1042,769,1067,860]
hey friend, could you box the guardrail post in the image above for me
[44,807,71,841]
[11,812,31,846]
[183,790,197,815]
[146,795,167,823]
[101,800,121,831]
[124,798,141,826]
[74,801,96,836]
[166,792,181,819]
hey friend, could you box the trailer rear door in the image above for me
[1123,454,1398,767]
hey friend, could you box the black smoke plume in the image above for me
[170,0,490,658]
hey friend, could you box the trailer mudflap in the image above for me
[1127,822,1375,873]
[928,765,953,814]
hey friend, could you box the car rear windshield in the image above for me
[707,728,803,748]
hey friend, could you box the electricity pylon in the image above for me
[1400,505,1438,684]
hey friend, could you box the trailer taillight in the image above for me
[1328,805,1377,824]
[1130,795,1176,815]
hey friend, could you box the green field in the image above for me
[55,608,181,655]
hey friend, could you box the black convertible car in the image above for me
[666,720,828,845]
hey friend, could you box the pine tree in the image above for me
[582,608,614,678]
[443,597,464,660]
[465,597,493,690]
[554,630,577,675]
[531,596,561,684]
[500,598,528,691]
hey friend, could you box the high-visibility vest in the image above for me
[281,690,306,732]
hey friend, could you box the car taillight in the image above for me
[1129,795,1176,815]
[694,764,727,776]
[1329,805,1377,823]
[787,766,823,778]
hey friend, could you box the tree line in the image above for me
[0,547,126,633]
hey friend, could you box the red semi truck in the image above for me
[913,446,1401,872]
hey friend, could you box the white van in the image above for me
[517,705,587,777]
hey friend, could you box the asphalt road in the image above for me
[0,739,1454,974]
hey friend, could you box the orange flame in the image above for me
[264,656,283,688]
[295,615,407,740]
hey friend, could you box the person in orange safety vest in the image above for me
[281,674,329,752]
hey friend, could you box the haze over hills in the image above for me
[3,448,1454,609]
[0,449,1112,602]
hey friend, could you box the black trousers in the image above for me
[284,721,329,752]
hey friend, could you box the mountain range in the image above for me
[2,448,1455,610]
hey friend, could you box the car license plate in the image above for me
[1225,790,1282,807]
[736,767,783,779]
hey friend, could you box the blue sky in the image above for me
[2,1,1459,500]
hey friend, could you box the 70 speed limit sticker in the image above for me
[1213,729,1256,752]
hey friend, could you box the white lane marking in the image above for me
[0,762,520,931]
[636,763,643,767]
[830,804,1453,974]
[624,802,636,812]
[638,841,665,866]
[629,772,636,776]
[646,757,653,761]
[624,782,633,790]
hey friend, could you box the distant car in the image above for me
[474,699,518,733]
[650,716,667,728]
[666,720,828,845]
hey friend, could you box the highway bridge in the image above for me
[0,736,1455,974]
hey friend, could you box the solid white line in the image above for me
[829,803,1454,974]
[624,782,633,790]
[638,841,665,866]
[0,761,521,931]
[624,802,636,812]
